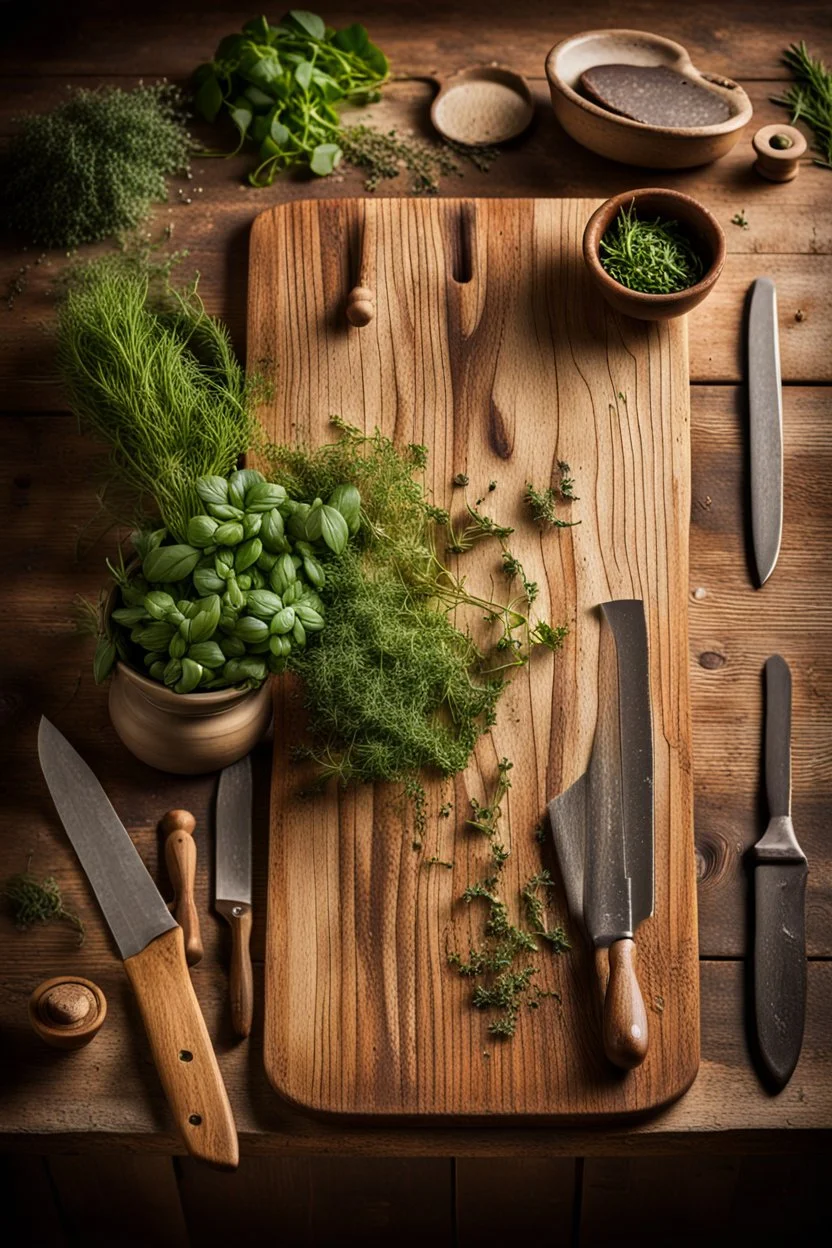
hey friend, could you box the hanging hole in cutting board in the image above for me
[451,203,475,284]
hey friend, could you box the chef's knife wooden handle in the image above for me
[601,939,649,1069]
[123,926,238,1169]
[161,810,203,967]
[217,901,253,1038]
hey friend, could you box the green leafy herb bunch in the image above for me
[98,468,360,693]
[600,201,704,295]
[194,11,389,184]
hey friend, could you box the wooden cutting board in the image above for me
[250,197,699,1120]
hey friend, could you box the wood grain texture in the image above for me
[250,197,698,1118]
[46,1154,190,1248]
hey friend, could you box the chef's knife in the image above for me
[753,655,807,1089]
[748,277,783,586]
[549,600,653,1069]
[216,756,253,1038]
[38,718,238,1169]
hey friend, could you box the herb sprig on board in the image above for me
[600,202,704,295]
[774,42,832,169]
[3,871,85,944]
[194,12,389,183]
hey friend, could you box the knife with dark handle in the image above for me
[161,809,203,966]
[216,757,254,1038]
[38,718,238,1169]
[748,277,783,587]
[753,656,807,1089]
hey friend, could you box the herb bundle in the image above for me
[774,42,832,169]
[194,12,388,183]
[600,202,704,295]
[56,256,254,541]
[2,85,192,249]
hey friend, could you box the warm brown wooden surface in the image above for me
[254,196,699,1118]
[0,0,830,1178]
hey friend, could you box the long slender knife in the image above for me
[216,756,254,1038]
[753,656,807,1089]
[38,718,238,1168]
[748,277,783,586]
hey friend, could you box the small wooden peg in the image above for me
[346,285,375,327]
[29,976,107,1049]
[162,809,204,966]
[752,124,807,182]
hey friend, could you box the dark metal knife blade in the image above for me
[216,756,254,1038]
[748,277,783,587]
[38,718,238,1168]
[753,656,807,1089]
[549,600,654,1069]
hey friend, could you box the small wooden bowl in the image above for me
[430,64,534,146]
[546,29,752,169]
[583,188,726,321]
[29,977,107,1049]
[752,124,807,181]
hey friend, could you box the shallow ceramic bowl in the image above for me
[583,188,725,321]
[545,29,752,168]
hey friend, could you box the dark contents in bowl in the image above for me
[580,64,732,128]
[600,202,706,294]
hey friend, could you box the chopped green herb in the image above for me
[423,856,454,870]
[600,201,704,294]
[731,210,749,230]
[524,481,579,529]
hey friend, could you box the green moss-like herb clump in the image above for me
[3,871,85,944]
[2,85,192,248]
[56,256,254,540]
[600,202,704,294]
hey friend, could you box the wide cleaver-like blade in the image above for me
[748,277,783,587]
[38,717,177,959]
[216,755,252,908]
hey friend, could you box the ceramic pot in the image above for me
[582,188,725,321]
[103,574,272,774]
[545,30,752,169]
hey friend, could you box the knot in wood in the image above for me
[695,830,732,886]
[699,650,726,670]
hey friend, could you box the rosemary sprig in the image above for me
[773,42,832,169]
[600,201,704,294]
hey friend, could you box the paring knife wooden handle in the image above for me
[597,939,649,1069]
[217,901,253,1038]
[124,926,238,1169]
[162,810,203,967]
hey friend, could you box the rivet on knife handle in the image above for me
[124,927,238,1168]
[217,901,254,1038]
[162,810,203,967]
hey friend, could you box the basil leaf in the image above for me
[245,53,283,91]
[196,475,229,508]
[269,117,290,148]
[332,23,370,55]
[320,503,349,553]
[228,468,265,510]
[310,143,342,176]
[143,544,201,583]
[230,102,253,141]
[245,84,274,108]
[175,658,203,694]
[294,60,314,92]
[287,10,326,39]
[93,637,117,684]
[235,537,263,573]
[195,73,224,123]
[245,480,286,512]
[187,641,226,669]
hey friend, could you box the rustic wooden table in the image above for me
[1,2,830,1243]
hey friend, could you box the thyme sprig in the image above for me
[3,871,85,944]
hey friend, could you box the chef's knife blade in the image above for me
[38,718,238,1168]
[748,277,783,586]
[548,600,653,1069]
[753,656,807,1090]
[216,756,254,1038]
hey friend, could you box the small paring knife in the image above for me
[216,756,254,1038]
[38,718,238,1169]
[753,655,807,1089]
[748,277,783,587]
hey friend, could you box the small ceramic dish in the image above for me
[545,29,752,168]
[582,188,725,321]
[430,64,534,146]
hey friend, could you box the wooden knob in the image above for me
[161,809,203,967]
[346,285,374,327]
[752,124,807,182]
[29,977,107,1049]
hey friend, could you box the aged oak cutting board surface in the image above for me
[249,198,699,1119]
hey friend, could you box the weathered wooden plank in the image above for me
[1,0,827,79]
[0,1155,68,1247]
[579,1154,832,1245]
[1,962,831,1151]
[455,1158,576,1245]
[46,1155,189,1248]
[176,1156,312,1243]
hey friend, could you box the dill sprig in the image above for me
[56,255,255,541]
[522,870,570,950]
[600,201,704,294]
[773,42,832,169]
[3,871,85,944]
[2,84,192,248]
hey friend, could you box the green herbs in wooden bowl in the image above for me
[582,188,725,321]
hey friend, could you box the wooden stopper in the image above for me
[752,124,807,182]
[346,285,375,327]
[29,976,107,1050]
[161,809,203,967]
